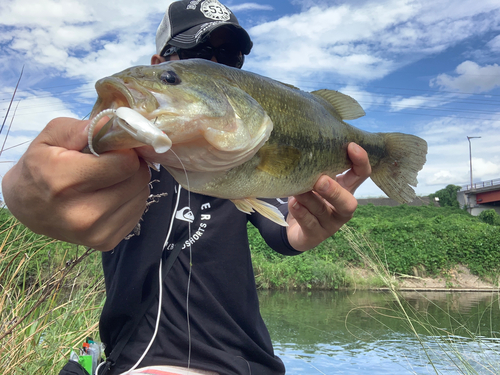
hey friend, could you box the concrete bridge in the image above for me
[457,178,500,216]
[357,178,500,217]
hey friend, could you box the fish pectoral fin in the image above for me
[231,198,288,227]
[311,89,365,120]
[257,144,301,177]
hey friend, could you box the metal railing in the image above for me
[461,178,500,192]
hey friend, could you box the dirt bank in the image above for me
[349,265,499,292]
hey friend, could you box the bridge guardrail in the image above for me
[460,178,500,192]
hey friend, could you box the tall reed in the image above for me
[0,211,104,375]
[341,225,500,374]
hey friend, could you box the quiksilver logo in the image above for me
[175,207,195,223]
[164,202,213,251]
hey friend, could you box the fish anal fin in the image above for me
[257,144,301,177]
[232,198,288,227]
[311,89,365,120]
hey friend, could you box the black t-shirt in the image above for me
[100,167,301,374]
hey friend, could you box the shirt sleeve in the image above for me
[248,198,303,256]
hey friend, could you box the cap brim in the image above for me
[169,22,252,55]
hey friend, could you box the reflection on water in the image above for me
[258,290,500,374]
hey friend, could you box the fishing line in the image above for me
[169,149,194,369]
[121,184,183,375]
[120,150,193,375]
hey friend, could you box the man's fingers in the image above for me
[34,117,148,193]
[42,116,111,152]
[42,117,92,151]
[289,176,357,234]
[338,143,371,193]
[289,193,327,231]
[49,148,148,193]
[286,148,370,252]
[313,175,357,218]
[73,182,150,251]
[2,116,153,251]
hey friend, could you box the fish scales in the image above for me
[87,59,427,225]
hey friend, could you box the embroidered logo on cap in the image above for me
[200,0,231,21]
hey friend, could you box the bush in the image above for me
[429,185,462,208]
[479,209,500,226]
[249,203,500,287]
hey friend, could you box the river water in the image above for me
[258,290,500,374]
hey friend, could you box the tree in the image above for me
[429,185,462,208]
[478,209,500,226]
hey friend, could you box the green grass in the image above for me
[0,209,104,375]
[249,204,500,290]
[1,202,499,374]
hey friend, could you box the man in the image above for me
[2,1,371,374]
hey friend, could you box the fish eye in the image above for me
[160,71,181,85]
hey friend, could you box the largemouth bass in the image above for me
[88,59,427,225]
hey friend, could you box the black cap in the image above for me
[156,0,253,55]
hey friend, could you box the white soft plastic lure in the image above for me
[87,107,172,157]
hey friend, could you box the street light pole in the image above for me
[467,136,481,214]
[467,136,481,190]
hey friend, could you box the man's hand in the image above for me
[286,143,371,252]
[2,117,151,251]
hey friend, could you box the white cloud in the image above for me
[247,1,413,80]
[1,89,81,133]
[473,158,500,178]
[337,85,385,112]
[431,61,500,93]
[0,133,33,159]
[0,0,170,83]
[487,35,500,52]
[350,111,500,198]
[230,3,273,12]
[1,0,500,201]
[247,0,500,83]
[0,0,93,27]
[0,133,34,185]
[426,170,456,186]
[414,114,500,192]
[389,95,439,112]
[63,38,154,83]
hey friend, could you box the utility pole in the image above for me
[467,136,481,213]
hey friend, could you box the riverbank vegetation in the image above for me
[1,202,499,374]
[251,204,500,289]
[0,209,103,374]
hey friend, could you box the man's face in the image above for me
[163,26,243,65]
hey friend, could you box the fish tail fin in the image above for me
[370,133,428,204]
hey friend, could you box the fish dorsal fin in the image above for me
[311,89,365,120]
[278,81,301,91]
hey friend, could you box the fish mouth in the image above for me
[90,77,159,119]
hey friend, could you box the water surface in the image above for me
[259,290,500,374]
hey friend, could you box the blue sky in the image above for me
[1,0,500,200]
